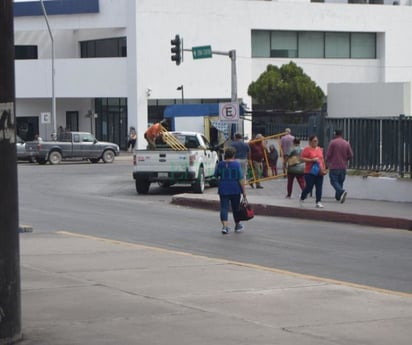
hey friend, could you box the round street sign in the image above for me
[219,102,239,122]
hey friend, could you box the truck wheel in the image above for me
[193,167,205,193]
[136,179,150,194]
[102,150,115,163]
[49,151,62,165]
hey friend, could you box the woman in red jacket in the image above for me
[299,135,326,208]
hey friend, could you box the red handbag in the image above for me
[237,197,254,221]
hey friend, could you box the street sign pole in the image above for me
[0,0,22,343]
[229,50,237,103]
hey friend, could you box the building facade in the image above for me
[13,0,412,148]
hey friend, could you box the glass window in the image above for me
[298,32,324,58]
[81,133,95,142]
[351,33,376,58]
[325,32,350,58]
[252,30,270,58]
[251,30,376,59]
[80,37,127,58]
[15,45,38,59]
[271,31,297,58]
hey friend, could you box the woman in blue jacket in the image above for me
[214,147,247,234]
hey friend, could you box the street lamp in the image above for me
[176,85,184,104]
[40,0,56,138]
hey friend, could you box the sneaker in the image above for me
[315,202,324,208]
[340,191,347,204]
[285,195,291,199]
[221,227,230,235]
[299,199,304,207]
[235,224,244,233]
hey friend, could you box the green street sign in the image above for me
[192,45,212,59]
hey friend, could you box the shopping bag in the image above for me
[310,161,320,176]
[237,197,254,221]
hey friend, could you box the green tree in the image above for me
[247,62,325,111]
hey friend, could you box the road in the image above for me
[17,160,412,294]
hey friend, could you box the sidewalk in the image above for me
[16,164,412,344]
[18,231,412,345]
[172,176,412,231]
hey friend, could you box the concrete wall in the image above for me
[327,82,411,117]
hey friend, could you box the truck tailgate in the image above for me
[134,151,192,172]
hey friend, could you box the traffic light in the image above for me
[171,34,182,65]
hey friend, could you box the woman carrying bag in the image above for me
[214,147,247,235]
[299,135,326,209]
[286,138,305,198]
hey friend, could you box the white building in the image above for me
[13,0,412,148]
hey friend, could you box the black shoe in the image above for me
[256,185,264,189]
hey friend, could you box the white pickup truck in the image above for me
[132,131,220,194]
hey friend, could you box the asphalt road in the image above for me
[17,160,412,294]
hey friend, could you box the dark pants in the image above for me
[300,173,324,203]
[219,194,241,223]
[329,169,346,200]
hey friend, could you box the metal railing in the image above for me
[321,115,412,177]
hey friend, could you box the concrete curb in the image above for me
[171,196,412,231]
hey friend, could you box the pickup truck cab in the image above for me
[132,131,219,194]
[26,131,120,165]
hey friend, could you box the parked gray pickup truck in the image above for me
[26,131,120,165]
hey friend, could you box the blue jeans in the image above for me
[300,173,324,203]
[219,194,241,223]
[329,169,346,200]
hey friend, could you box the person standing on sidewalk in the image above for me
[248,133,266,189]
[127,126,137,152]
[214,147,247,234]
[286,138,305,198]
[230,133,250,181]
[325,129,353,203]
[266,144,279,176]
[280,128,295,174]
[299,135,326,208]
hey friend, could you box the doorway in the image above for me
[94,98,127,149]
[66,111,79,131]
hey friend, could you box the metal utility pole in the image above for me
[40,0,57,138]
[228,50,237,103]
[0,0,22,343]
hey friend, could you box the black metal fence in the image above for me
[252,112,412,177]
[321,115,412,177]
